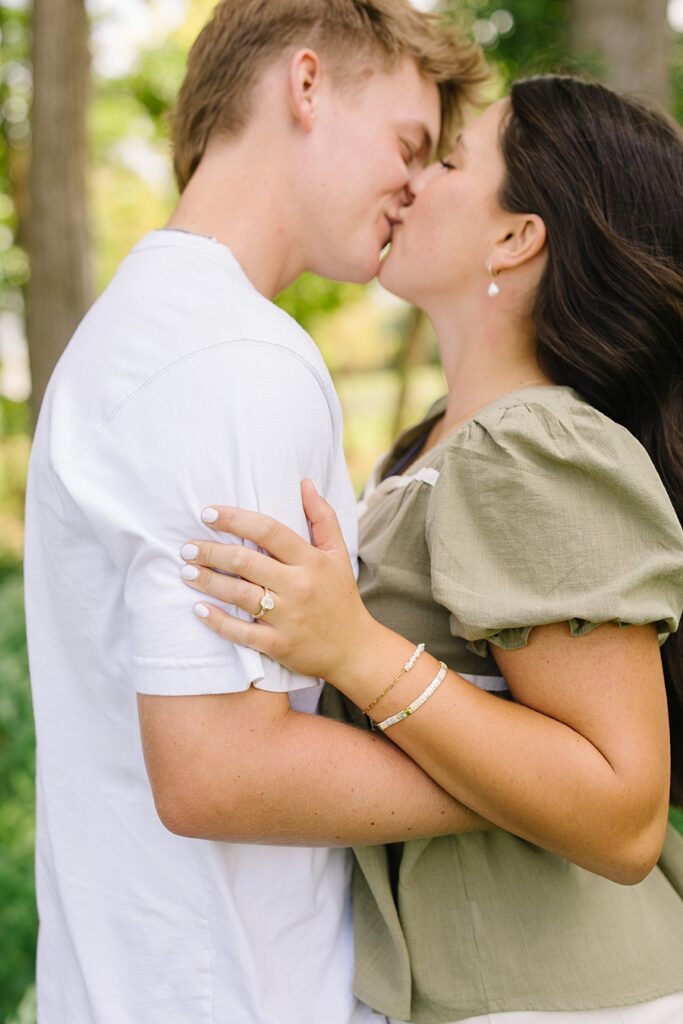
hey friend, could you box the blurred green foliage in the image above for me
[277,274,363,334]
[676,31,683,124]
[0,561,35,1022]
[0,399,30,557]
[0,3,30,309]
[0,395,30,438]
[447,0,573,82]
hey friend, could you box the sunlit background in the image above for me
[1,2,683,1021]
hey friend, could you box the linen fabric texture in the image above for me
[323,386,683,1024]
[24,230,375,1024]
[387,987,683,1023]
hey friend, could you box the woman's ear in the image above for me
[488,213,547,274]
[288,49,322,131]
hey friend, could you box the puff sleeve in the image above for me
[425,394,683,656]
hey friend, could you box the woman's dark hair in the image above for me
[499,75,683,804]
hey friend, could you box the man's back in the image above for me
[24,230,367,1024]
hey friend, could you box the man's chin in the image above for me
[309,251,382,286]
[338,257,383,286]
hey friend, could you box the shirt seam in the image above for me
[128,239,242,272]
[53,337,339,470]
[133,654,254,669]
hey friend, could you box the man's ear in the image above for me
[288,49,323,131]
[487,213,547,274]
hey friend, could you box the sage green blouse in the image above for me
[323,385,683,1024]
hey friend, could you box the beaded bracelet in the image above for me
[363,642,426,724]
[375,661,448,732]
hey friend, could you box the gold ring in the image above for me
[253,587,275,620]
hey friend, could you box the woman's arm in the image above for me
[334,617,670,884]
[180,486,671,882]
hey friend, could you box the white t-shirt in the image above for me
[24,230,375,1024]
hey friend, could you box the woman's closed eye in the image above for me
[439,158,457,171]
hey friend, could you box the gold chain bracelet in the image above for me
[363,643,426,727]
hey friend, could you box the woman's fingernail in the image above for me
[181,544,199,561]
[201,507,219,524]
[194,603,210,619]
[181,564,200,581]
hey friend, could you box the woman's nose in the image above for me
[410,161,440,196]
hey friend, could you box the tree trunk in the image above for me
[27,0,92,425]
[572,0,673,111]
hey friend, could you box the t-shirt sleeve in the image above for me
[425,399,683,657]
[58,341,343,696]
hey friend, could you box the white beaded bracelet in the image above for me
[363,642,426,721]
[375,661,448,732]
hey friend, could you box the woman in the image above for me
[179,77,683,1022]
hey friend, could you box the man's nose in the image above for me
[398,180,416,208]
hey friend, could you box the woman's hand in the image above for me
[179,479,381,682]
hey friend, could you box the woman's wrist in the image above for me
[326,619,440,718]
[324,613,389,696]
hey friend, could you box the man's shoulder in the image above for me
[233,293,332,389]
[43,239,337,467]
[78,235,329,385]
[117,229,325,371]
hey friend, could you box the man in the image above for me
[24,2,486,1021]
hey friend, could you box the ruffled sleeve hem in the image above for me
[466,616,677,658]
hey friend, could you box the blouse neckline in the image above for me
[380,384,577,483]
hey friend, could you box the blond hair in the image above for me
[172,0,488,190]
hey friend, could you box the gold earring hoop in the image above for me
[487,265,501,297]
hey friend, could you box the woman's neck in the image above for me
[425,298,554,447]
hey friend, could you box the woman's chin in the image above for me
[378,255,412,302]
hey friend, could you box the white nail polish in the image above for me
[181,564,200,581]
[194,603,210,619]
[181,544,199,561]
[201,507,219,524]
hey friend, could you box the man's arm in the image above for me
[94,341,487,844]
[138,688,489,844]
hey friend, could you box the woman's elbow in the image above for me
[602,803,669,886]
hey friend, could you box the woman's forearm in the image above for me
[328,620,668,882]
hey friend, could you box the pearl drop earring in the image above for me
[487,265,500,297]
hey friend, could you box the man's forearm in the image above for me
[144,694,489,845]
